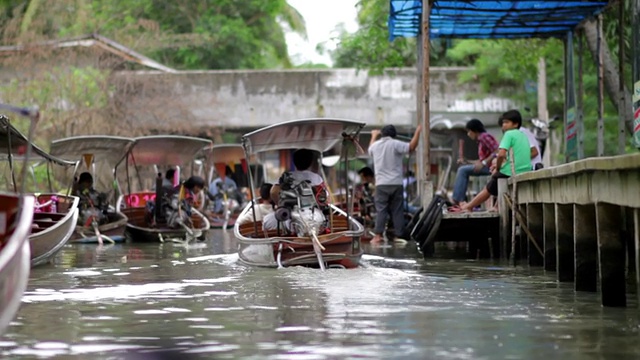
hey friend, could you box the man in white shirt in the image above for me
[237,183,275,226]
[519,126,542,170]
[368,124,422,244]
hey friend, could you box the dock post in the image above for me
[498,178,509,260]
[555,204,574,282]
[527,203,544,266]
[634,208,640,306]
[596,203,625,307]
[543,204,556,271]
[519,203,528,261]
[574,204,597,292]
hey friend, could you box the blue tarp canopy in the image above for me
[389,1,611,40]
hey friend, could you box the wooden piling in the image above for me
[498,178,509,259]
[543,204,556,271]
[596,203,625,307]
[574,204,597,292]
[527,204,544,266]
[634,208,640,306]
[555,204,574,282]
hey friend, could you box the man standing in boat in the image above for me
[368,124,422,244]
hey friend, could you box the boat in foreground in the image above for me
[0,116,79,266]
[234,118,366,269]
[0,192,34,335]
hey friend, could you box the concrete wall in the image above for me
[112,67,516,131]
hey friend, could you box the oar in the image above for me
[310,231,326,271]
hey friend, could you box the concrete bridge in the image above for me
[501,153,640,307]
[112,67,515,132]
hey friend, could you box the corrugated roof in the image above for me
[389,1,611,40]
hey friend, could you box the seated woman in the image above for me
[236,183,275,226]
[75,172,109,227]
[146,176,206,229]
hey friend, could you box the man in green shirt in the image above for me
[456,110,532,212]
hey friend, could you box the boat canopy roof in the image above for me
[242,118,366,155]
[207,144,246,164]
[121,135,212,167]
[50,135,134,168]
[0,116,75,166]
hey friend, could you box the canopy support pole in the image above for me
[634,0,640,148]
[564,32,578,163]
[618,0,627,154]
[577,30,585,160]
[597,14,605,157]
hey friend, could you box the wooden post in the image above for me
[555,204,574,282]
[597,15,605,157]
[498,178,509,260]
[596,203,625,307]
[543,203,556,271]
[419,0,433,208]
[527,203,544,266]
[574,204,598,292]
[538,58,549,167]
[634,208,640,306]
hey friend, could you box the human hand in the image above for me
[415,124,422,133]
[371,129,381,138]
[473,160,484,172]
[456,158,465,164]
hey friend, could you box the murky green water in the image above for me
[2,232,640,359]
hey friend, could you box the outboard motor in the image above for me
[276,172,326,237]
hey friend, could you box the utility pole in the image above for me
[420,0,433,206]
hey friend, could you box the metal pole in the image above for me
[597,15,605,157]
[619,0,627,154]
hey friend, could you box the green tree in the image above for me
[330,0,460,73]
[0,0,307,70]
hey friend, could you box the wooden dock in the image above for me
[499,153,640,307]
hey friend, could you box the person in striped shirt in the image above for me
[451,119,499,204]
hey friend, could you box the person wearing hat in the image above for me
[368,123,422,244]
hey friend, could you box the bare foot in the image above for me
[370,235,383,244]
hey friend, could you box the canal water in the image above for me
[2,232,640,359]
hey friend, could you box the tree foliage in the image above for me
[0,0,307,70]
[330,0,461,72]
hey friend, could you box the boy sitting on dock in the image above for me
[454,110,532,212]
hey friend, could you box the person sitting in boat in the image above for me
[75,172,109,227]
[163,168,176,190]
[355,166,376,219]
[236,182,275,226]
[208,165,243,214]
[289,148,324,186]
[146,176,206,229]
